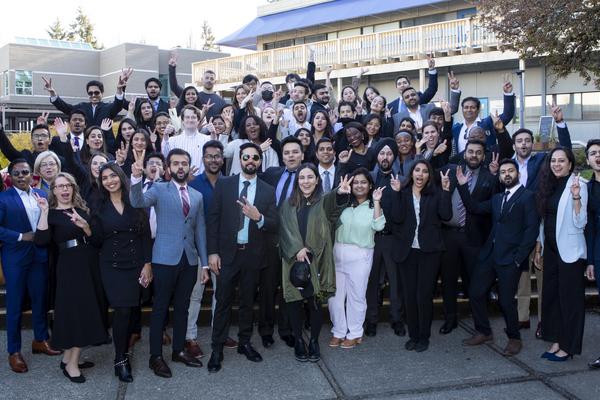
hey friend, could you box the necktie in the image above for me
[153,100,159,112]
[239,181,251,231]
[180,186,190,217]
[456,172,473,227]
[277,171,294,208]
[501,190,510,213]
[73,136,80,150]
[144,181,153,191]
[323,170,331,193]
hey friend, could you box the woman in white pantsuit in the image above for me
[329,167,386,348]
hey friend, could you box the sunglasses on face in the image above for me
[241,154,260,162]
[11,170,30,177]
[88,91,101,96]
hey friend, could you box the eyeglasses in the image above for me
[32,134,50,139]
[88,91,101,96]
[10,170,30,177]
[241,154,260,162]
[146,160,163,166]
[54,183,73,191]
[40,161,57,168]
[203,154,223,161]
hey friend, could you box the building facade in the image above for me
[0,38,227,131]
[192,0,599,143]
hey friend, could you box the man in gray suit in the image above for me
[130,148,209,378]
[393,86,461,133]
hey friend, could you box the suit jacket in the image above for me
[0,187,48,267]
[388,71,439,115]
[442,165,500,246]
[123,97,170,114]
[207,175,278,267]
[458,184,539,267]
[585,178,600,267]
[51,95,124,127]
[451,94,515,152]
[393,89,461,133]
[130,180,208,267]
[392,187,453,263]
[538,174,587,263]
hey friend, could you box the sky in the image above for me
[0,0,266,54]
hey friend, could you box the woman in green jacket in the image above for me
[279,163,352,363]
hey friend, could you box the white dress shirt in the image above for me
[14,187,40,240]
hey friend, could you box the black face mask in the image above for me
[338,117,356,125]
[262,90,274,102]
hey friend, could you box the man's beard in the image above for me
[242,165,257,175]
[171,170,189,183]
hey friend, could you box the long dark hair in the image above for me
[176,86,203,115]
[535,146,575,216]
[232,85,257,116]
[288,163,322,208]
[404,159,436,195]
[310,109,333,139]
[126,129,154,162]
[134,98,156,132]
[362,86,380,113]
[80,125,107,165]
[239,115,268,143]
[364,113,383,141]
[114,118,137,151]
[349,167,374,208]
[294,128,316,165]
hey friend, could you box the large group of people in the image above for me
[1,51,599,385]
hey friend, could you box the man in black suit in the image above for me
[257,136,304,348]
[42,68,132,127]
[207,143,278,372]
[365,138,406,337]
[438,139,500,335]
[457,158,539,356]
[123,77,170,114]
[49,110,87,155]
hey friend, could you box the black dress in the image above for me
[90,202,152,307]
[34,208,108,349]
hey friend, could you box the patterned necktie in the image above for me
[239,181,251,231]
[457,171,473,227]
[323,170,331,193]
[73,135,80,150]
[180,186,190,217]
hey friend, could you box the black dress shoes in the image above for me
[414,339,430,353]
[114,357,133,383]
[392,322,406,337]
[365,323,377,337]
[207,351,223,373]
[172,351,203,368]
[149,356,172,378]
[60,361,95,370]
[237,343,263,362]
[439,321,458,335]
[262,335,275,348]
[294,337,308,362]
[589,356,600,369]
[308,339,320,363]
[404,339,417,351]
[281,335,295,348]
[63,369,86,383]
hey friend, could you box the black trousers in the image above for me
[258,244,291,337]
[211,249,261,352]
[399,249,441,342]
[440,227,480,323]
[113,307,133,361]
[366,234,404,325]
[469,258,521,340]
[288,296,322,340]
[150,257,197,356]
[541,246,585,355]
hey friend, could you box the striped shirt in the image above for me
[162,131,211,174]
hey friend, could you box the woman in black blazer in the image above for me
[90,162,152,382]
[391,160,452,352]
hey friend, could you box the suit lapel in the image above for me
[9,188,30,229]
[501,186,525,218]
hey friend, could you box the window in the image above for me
[374,22,400,33]
[159,73,170,102]
[582,92,600,120]
[3,71,8,96]
[15,70,32,95]
[304,34,326,44]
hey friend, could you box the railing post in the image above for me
[375,32,381,59]
[336,39,342,65]
[418,25,424,55]
[215,60,220,81]
[302,45,307,72]
[270,50,275,75]
[466,18,473,48]
[241,55,247,77]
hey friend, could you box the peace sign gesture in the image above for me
[490,110,504,132]
[390,174,402,192]
[439,169,450,191]
[385,106,392,119]
[549,102,564,123]
[448,71,459,91]
[64,208,90,232]
[36,111,49,125]
[131,148,145,178]
[41,76,56,97]
[33,192,49,213]
[571,173,581,198]
[426,53,436,70]
[372,186,386,202]
[337,175,354,195]
[488,152,500,175]
[116,141,130,167]
[455,165,469,186]
[201,99,214,120]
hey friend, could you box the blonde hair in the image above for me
[33,151,61,176]
[48,172,89,213]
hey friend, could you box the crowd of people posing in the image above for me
[1,52,600,385]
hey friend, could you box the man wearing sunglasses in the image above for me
[0,159,61,373]
[0,122,66,170]
[206,142,278,373]
[42,68,132,127]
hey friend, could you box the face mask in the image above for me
[262,90,274,102]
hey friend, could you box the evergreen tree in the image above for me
[46,18,68,41]
[201,20,217,51]
[68,7,103,49]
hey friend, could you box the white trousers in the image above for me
[186,269,217,340]
[329,243,374,340]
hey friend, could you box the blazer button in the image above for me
[112,262,118,268]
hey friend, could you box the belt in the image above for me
[237,244,247,250]
[57,238,87,250]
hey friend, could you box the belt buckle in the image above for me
[237,244,246,250]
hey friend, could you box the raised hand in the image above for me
[53,117,69,142]
[237,197,262,221]
[488,152,500,175]
[571,173,581,198]
[168,52,177,67]
[36,111,49,125]
[33,193,49,212]
[328,109,338,125]
[260,138,272,152]
[130,148,144,178]
[100,118,113,131]
[116,142,129,167]
[117,68,134,92]
[427,53,435,70]
[490,110,504,132]
[455,165,469,186]
[326,66,334,77]
[64,208,90,230]
[550,102,564,123]
[164,124,175,140]
[503,80,513,94]
[337,174,354,195]
[41,76,56,96]
[439,169,450,191]
[433,139,448,156]
[338,149,353,164]
[390,174,401,192]
[127,96,138,115]
[372,186,386,202]
[356,98,363,115]
[448,71,459,91]
[440,100,452,119]
[385,106,392,119]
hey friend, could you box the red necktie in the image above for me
[180,186,190,217]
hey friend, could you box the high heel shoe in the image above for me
[541,351,558,359]
[63,368,86,383]
[114,357,133,382]
[546,352,573,362]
